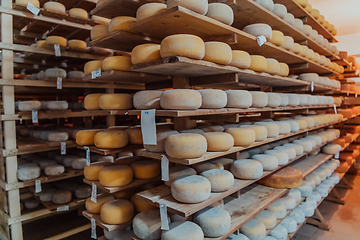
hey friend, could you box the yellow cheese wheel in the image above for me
[84,162,111,181]
[167,0,208,15]
[102,56,132,71]
[206,3,234,25]
[165,133,207,159]
[318,15,325,24]
[230,50,251,68]
[160,89,202,110]
[99,94,133,110]
[249,55,267,72]
[85,194,114,214]
[130,160,160,179]
[323,21,330,29]
[36,40,46,48]
[46,36,67,47]
[99,165,133,187]
[113,189,137,199]
[270,30,284,46]
[160,34,205,60]
[69,8,88,19]
[108,16,137,33]
[100,199,134,224]
[311,9,320,19]
[266,58,280,75]
[291,43,302,54]
[203,132,234,152]
[68,39,86,51]
[131,194,157,212]
[131,44,161,64]
[94,130,129,149]
[16,0,40,8]
[84,93,103,110]
[44,2,66,14]
[91,15,111,25]
[136,3,167,21]
[125,128,143,145]
[295,0,308,8]
[76,129,101,145]
[84,60,103,75]
[305,4,312,13]
[203,42,232,65]
[225,128,256,147]
[280,36,294,51]
[91,25,109,40]
[278,63,289,77]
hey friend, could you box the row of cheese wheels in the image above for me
[341,82,360,94]
[17,100,68,111]
[295,73,341,89]
[34,36,87,51]
[26,69,85,81]
[83,90,338,111]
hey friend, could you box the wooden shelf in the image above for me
[34,196,87,211]
[15,138,77,156]
[340,133,360,151]
[82,211,132,232]
[291,153,333,178]
[77,144,143,156]
[90,0,144,18]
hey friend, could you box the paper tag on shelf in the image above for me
[161,155,169,181]
[347,90,350,96]
[356,93,358,98]
[91,183,97,203]
[35,179,42,193]
[57,77,62,89]
[61,142,66,155]
[333,104,337,114]
[311,82,314,92]
[91,218,97,239]
[27,2,40,15]
[91,68,101,79]
[57,205,69,212]
[54,44,61,57]
[141,109,157,145]
[84,147,91,165]
[32,110,38,123]
[160,204,170,230]
[335,152,339,159]
[256,35,267,46]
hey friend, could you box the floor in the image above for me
[293,173,360,240]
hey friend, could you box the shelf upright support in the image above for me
[1,0,23,239]
[106,88,116,127]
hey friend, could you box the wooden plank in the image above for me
[78,144,144,156]
[90,0,146,18]
[82,211,132,232]
[65,15,95,26]
[291,153,333,177]
[43,224,91,240]
[35,196,86,211]
[14,138,77,156]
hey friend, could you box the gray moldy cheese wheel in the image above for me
[165,166,197,187]
[144,130,178,153]
[165,133,207,159]
[160,34,205,60]
[72,158,87,169]
[52,190,72,204]
[231,159,263,179]
[17,163,41,181]
[160,89,202,110]
[201,169,234,192]
[44,101,69,110]
[225,90,252,108]
[18,101,41,111]
[133,90,163,110]
[194,206,231,237]
[44,164,65,176]
[198,89,227,109]
[133,210,165,240]
[203,41,232,65]
[67,71,86,79]
[161,221,204,240]
[259,166,303,189]
[45,68,67,78]
[47,132,69,142]
[171,175,211,203]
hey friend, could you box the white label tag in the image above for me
[311,82,314,92]
[57,77,62,89]
[356,93,358,98]
[91,68,101,79]
[91,218,97,239]
[160,204,170,230]
[257,35,267,46]
[35,179,42,193]
[347,90,350,96]
[54,44,61,57]
[141,109,157,145]
[32,110,38,123]
[57,205,69,212]
[61,142,66,155]
[91,183,97,203]
[84,147,91,165]
[333,104,337,114]
[335,153,339,159]
[161,155,169,181]
[26,2,40,15]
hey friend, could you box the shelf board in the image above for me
[291,153,333,178]
[340,133,360,151]
[82,211,132,232]
[77,144,144,156]
[16,138,77,156]
[90,0,144,18]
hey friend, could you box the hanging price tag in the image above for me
[161,155,169,181]
[26,2,40,15]
[54,44,61,57]
[333,104,337,114]
[91,218,97,239]
[91,68,101,79]
[311,82,314,92]
[256,35,267,46]
[32,110,38,123]
[57,77,62,90]
[91,183,97,203]
[61,142,66,155]
[335,152,339,159]
[160,204,170,230]
[35,179,42,193]
[85,147,91,165]
[141,109,157,145]
[57,205,69,212]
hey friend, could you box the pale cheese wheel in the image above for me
[266,92,281,107]
[267,201,286,219]
[160,34,205,60]
[274,146,296,160]
[44,2,65,14]
[145,130,178,153]
[99,94,133,110]
[252,154,279,170]
[84,162,111,181]
[254,122,280,138]
[125,127,142,145]
[281,36,294,51]
[250,91,268,107]
[133,210,164,240]
[322,144,341,155]
[131,44,161,64]
[270,31,284,46]
[203,132,234,152]
[230,50,251,68]
[255,0,274,11]
[284,13,295,25]
[286,94,300,106]
[16,0,39,8]
[100,199,134,224]
[293,18,304,31]
[91,25,109,40]
[46,36,67,47]
[282,120,300,132]
[291,43,302,54]
[133,90,163,110]
[84,60,103,75]
[300,45,309,57]
[272,4,287,19]
[102,56,132,71]
[52,190,72,204]
[231,159,263,179]
[171,175,211,203]
[167,0,208,15]
[226,128,255,147]
[225,90,252,108]
[269,224,288,240]
[45,68,67,78]
[136,3,167,21]
[162,221,204,240]
[18,101,41,111]
[18,164,41,181]
[240,125,267,141]
[45,101,68,110]
[160,89,202,110]
[165,166,197,187]
[194,206,231,237]
[130,160,160,179]
[254,210,277,229]
[240,219,266,240]
[310,29,318,41]
[290,208,305,224]
[67,71,85,79]
[265,58,280,75]
[201,169,234,192]
[94,130,129,149]
[277,195,296,210]
[249,55,267,72]
[206,3,234,25]
[69,8,88,19]
[165,133,207,158]
[279,94,289,106]
[198,89,227,109]
[243,24,272,41]
[203,41,232,65]
[72,158,87,170]
[99,165,133,187]
[44,165,65,176]
[302,24,312,36]
[265,150,289,165]
[108,16,136,33]
[85,194,115,214]
[278,63,289,77]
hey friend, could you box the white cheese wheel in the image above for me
[145,130,178,153]
[270,30,284,46]
[265,150,289,165]
[206,3,234,25]
[297,202,315,217]
[203,41,232,65]
[255,0,274,11]
[225,90,252,108]
[52,190,72,204]
[108,16,136,33]
[267,201,286,219]
[202,125,225,133]
[274,146,296,160]
[203,132,234,152]
[76,129,101,146]
[94,130,129,149]
[226,128,256,147]
[75,185,91,199]
[284,143,304,155]
[18,101,41,111]
[269,224,288,240]
[161,89,201,110]
[194,206,231,237]
[201,169,234,192]
[48,132,69,142]
[18,164,41,181]
[252,154,279,171]
[84,60,103,75]
[38,188,56,202]
[16,0,40,8]
[282,120,300,132]
[69,8,88,19]
[71,158,87,170]
[99,165,133,187]
[277,196,296,210]
[45,68,67,78]
[249,55,267,72]
[68,71,85,79]
[161,221,204,240]
[240,219,266,240]
[284,13,295,25]
[286,94,300,106]
[136,3,167,21]
[266,59,280,75]
[193,162,222,174]
[167,0,208,15]
[44,101,68,110]
[290,208,305,224]
[294,139,313,152]
[131,44,161,64]
[133,210,165,240]
[230,50,251,68]
[46,36,67,47]
[165,166,197,187]
[231,159,263,179]
[99,94,133,110]
[289,188,302,202]
[160,34,205,60]
[295,0,308,7]
[243,24,272,41]
[266,92,281,107]
[291,43,302,54]
[102,56,132,72]
[44,2,65,13]
[272,4,287,19]
[44,165,64,176]
[302,24,312,36]
[133,90,163,110]
[91,25,109,40]
[310,29,318,41]
[254,210,277,229]
[300,45,309,57]
[198,89,227,109]
[311,8,320,19]
[165,133,207,159]
[313,52,320,63]
[171,175,211,203]
[322,144,341,155]
[280,36,294,51]
[297,183,313,197]
[254,122,280,138]
[84,162,111,181]
[101,199,134,225]
[250,91,268,107]
[240,125,267,141]
[293,18,304,31]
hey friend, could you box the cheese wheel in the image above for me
[243,24,272,41]
[45,101,68,110]
[171,175,211,203]
[165,166,197,187]
[160,34,205,60]
[198,89,227,109]
[265,150,289,165]
[249,55,267,72]
[85,195,114,213]
[84,60,103,75]
[167,0,208,15]
[297,183,313,197]
[99,165,133,187]
[259,166,303,188]
[254,122,280,138]
[225,90,252,108]
[99,94,133,110]
[94,130,129,149]
[240,125,267,141]
[91,25,109,40]
[272,4,287,19]
[277,195,296,210]
[322,144,341,155]
[46,36,67,47]
[71,158,87,169]
[279,94,289,106]
[202,41,232,65]
[250,91,268,107]
[194,206,231,237]
[16,0,40,8]
[203,132,234,152]
[108,16,136,33]
[269,30,284,46]
[162,221,204,240]
[133,90,163,110]
[133,210,164,240]
[231,159,263,179]
[136,3,167,21]
[255,0,274,11]
[44,165,65,176]
[52,190,72,205]
[100,199,134,224]
[44,2,65,13]
[313,52,320,63]
[84,162,111,181]
[212,158,234,171]
[69,8,88,19]
[311,9,320,19]
[76,129,100,146]
[202,125,225,133]
[206,3,234,25]
[302,24,312,36]
[269,224,288,240]
[145,130,178,153]
[328,24,335,33]
[230,50,251,68]
[278,63,289,77]
[18,101,41,111]
[291,43,302,54]
[280,36,294,51]
[75,185,91,199]
[45,68,67,78]
[290,208,305,224]
[284,13,295,25]
[165,133,207,159]
[91,15,110,25]
[201,169,234,192]
[102,56,132,71]
[267,201,287,219]
[310,29,318,41]
[131,43,161,64]
[266,92,281,107]
[17,164,41,181]
[265,58,280,75]
[252,154,279,171]
[254,210,277,229]
[286,94,300,106]
[130,160,160,179]
[160,89,201,110]
[240,219,266,240]
[226,128,255,147]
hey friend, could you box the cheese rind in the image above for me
[133,210,164,240]
[231,159,263,179]
[145,130,179,153]
[46,36,67,47]
[255,210,277,229]
[44,2,66,13]
[76,129,101,145]
[131,44,161,64]
[133,90,163,110]
[230,50,251,68]
[206,3,234,25]
[243,24,273,41]
[130,160,160,179]
[102,56,132,71]
[225,90,252,108]
[69,8,88,19]
[266,58,280,75]
[52,190,72,204]
[203,41,232,65]
[171,175,211,203]
[194,206,231,237]
[255,0,275,11]
[160,89,202,110]
[203,132,234,152]
[100,199,134,224]
[201,169,234,192]
[16,0,40,8]
[165,133,207,158]
[136,3,167,21]
[84,162,111,181]
[250,91,268,107]
[99,94,133,110]
[84,60,103,75]
[272,4,287,19]
[160,34,205,60]
[161,221,204,240]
